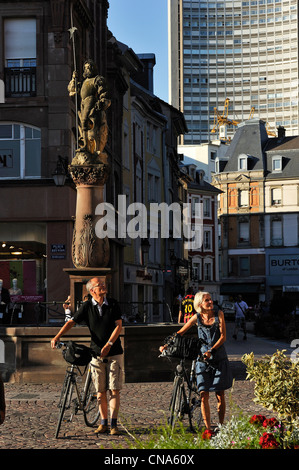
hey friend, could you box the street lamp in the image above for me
[53,156,67,186]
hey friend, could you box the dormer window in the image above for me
[238,154,248,171]
[272,155,282,172]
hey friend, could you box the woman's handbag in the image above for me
[163,334,205,360]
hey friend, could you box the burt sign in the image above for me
[269,254,299,275]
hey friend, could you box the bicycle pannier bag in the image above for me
[164,335,202,360]
[63,341,92,366]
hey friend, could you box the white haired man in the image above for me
[51,277,123,435]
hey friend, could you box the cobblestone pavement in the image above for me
[1,325,292,451]
[0,362,276,450]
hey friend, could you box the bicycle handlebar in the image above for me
[55,341,108,362]
[158,334,215,368]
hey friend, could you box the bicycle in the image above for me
[160,334,213,433]
[55,341,100,438]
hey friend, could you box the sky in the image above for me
[107,0,169,103]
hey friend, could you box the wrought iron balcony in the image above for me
[4,67,36,97]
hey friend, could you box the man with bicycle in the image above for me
[51,277,123,436]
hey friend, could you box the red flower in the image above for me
[263,417,279,429]
[202,429,215,440]
[259,432,280,449]
[250,415,267,425]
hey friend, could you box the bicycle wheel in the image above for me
[188,388,203,432]
[168,375,185,428]
[83,372,100,427]
[55,373,74,438]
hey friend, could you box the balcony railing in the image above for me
[4,67,36,97]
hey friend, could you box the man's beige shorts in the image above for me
[90,354,124,393]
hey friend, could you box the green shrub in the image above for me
[242,349,299,447]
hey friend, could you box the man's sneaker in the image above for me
[110,426,120,436]
[94,424,108,434]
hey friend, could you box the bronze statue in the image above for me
[68,60,111,268]
[68,60,111,164]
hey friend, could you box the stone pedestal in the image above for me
[63,267,112,312]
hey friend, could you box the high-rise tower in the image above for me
[168,0,298,144]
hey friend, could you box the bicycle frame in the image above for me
[55,346,100,438]
[168,357,202,432]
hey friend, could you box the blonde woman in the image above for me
[162,291,232,430]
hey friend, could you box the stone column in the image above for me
[70,157,110,269]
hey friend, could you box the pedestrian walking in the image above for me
[233,295,248,340]
[51,277,123,436]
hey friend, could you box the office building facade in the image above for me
[168,0,298,144]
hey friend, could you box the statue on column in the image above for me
[67,60,111,269]
[68,59,111,165]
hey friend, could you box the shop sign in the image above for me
[10,295,44,303]
[283,286,299,292]
[269,254,299,275]
[51,244,66,259]
[177,266,188,275]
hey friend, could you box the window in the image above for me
[272,156,282,172]
[204,229,212,250]
[4,19,37,97]
[271,217,282,246]
[123,121,130,169]
[147,158,161,202]
[203,197,211,217]
[192,196,200,216]
[147,173,160,202]
[192,259,202,281]
[271,187,282,205]
[239,257,250,277]
[0,123,41,178]
[135,160,142,202]
[238,154,248,170]
[204,260,212,281]
[238,217,249,242]
[239,189,249,207]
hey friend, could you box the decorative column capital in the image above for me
[69,162,110,186]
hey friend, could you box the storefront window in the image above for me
[0,222,46,324]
